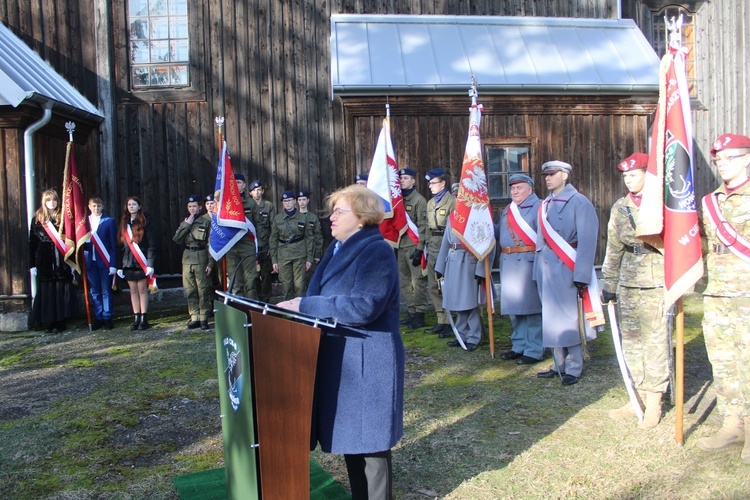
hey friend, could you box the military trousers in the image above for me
[552,344,583,378]
[427,255,448,324]
[397,247,427,313]
[278,257,307,300]
[254,249,273,302]
[452,307,482,345]
[225,247,259,299]
[618,286,669,394]
[509,313,543,360]
[702,295,750,417]
[182,259,212,321]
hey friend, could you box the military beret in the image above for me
[508,173,534,186]
[186,194,201,204]
[297,190,310,199]
[354,173,369,182]
[711,133,750,156]
[617,153,649,172]
[425,168,446,181]
[204,194,214,202]
[281,190,296,200]
[234,173,245,182]
[399,168,417,177]
[541,160,572,174]
[248,180,262,191]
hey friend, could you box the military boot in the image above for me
[638,392,663,430]
[130,313,141,331]
[608,402,638,421]
[696,415,745,452]
[399,313,415,326]
[408,312,425,329]
[742,417,750,464]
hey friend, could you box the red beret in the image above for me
[617,152,649,172]
[711,133,750,156]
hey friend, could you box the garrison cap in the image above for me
[281,190,296,200]
[248,180,262,191]
[399,168,417,177]
[354,173,368,183]
[425,168,446,181]
[711,133,750,156]
[186,194,201,204]
[234,173,245,182]
[617,153,649,172]
[297,190,310,199]
[508,173,534,186]
[541,160,572,174]
[204,194,214,202]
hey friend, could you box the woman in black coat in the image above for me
[117,196,156,330]
[29,189,78,332]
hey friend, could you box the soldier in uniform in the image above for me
[600,153,667,429]
[697,133,750,461]
[534,160,599,386]
[225,173,260,298]
[248,180,276,302]
[424,168,456,337]
[173,195,212,330]
[297,190,324,278]
[354,173,368,186]
[202,193,221,295]
[495,174,543,364]
[397,168,428,329]
[271,190,313,300]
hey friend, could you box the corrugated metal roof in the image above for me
[331,15,660,96]
[0,23,103,120]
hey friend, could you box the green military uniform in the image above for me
[300,209,323,277]
[601,194,668,396]
[426,190,455,327]
[225,194,259,298]
[173,210,213,323]
[271,206,313,300]
[253,197,276,302]
[398,188,428,318]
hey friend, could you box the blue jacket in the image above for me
[84,215,117,270]
[300,225,404,454]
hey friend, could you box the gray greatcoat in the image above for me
[533,184,598,348]
[497,193,542,315]
[435,219,490,311]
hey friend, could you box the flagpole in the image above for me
[215,116,228,292]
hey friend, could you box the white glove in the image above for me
[30,267,37,277]
[145,266,154,277]
[109,267,117,276]
[117,269,125,279]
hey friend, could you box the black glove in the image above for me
[410,249,423,267]
[435,271,443,280]
[574,281,588,298]
[601,290,617,304]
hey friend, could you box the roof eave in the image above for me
[24,93,104,125]
[332,84,660,97]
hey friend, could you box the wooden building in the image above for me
[0,0,747,328]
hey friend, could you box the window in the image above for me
[484,141,531,200]
[650,6,696,96]
[128,0,190,88]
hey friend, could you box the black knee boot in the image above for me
[138,313,150,330]
[130,313,141,331]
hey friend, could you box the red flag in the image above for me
[61,141,90,273]
[451,102,495,260]
[366,118,418,247]
[636,46,702,308]
[216,142,250,231]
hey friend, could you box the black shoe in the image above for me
[465,343,479,351]
[408,313,425,330]
[91,320,103,331]
[516,355,542,365]
[499,350,522,360]
[428,323,446,334]
[138,314,150,330]
[447,339,460,347]
[104,320,114,330]
[536,369,560,379]
[186,320,201,329]
[438,326,454,338]
[130,314,141,331]
[562,374,579,386]
[200,320,210,330]
[399,313,415,326]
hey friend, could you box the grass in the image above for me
[1,293,748,498]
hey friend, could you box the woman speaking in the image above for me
[278,184,404,499]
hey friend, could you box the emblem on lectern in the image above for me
[222,336,243,413]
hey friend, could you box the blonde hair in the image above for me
[35,189,61,225]
[326,184,384,227]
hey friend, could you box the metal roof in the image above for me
[331,15,660,96]
[0,23,103,121]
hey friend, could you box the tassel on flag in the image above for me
[61,125,90,273]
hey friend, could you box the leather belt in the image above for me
[713,243,731,255]
[185,245,206,251]
[432,230,445,237]
[448,243,464,250]
[624,243,658,255]
[501,245,535,254]
[282,235,304,244]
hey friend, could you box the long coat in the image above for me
[496,193,542,315]
[299,225,404,455]
[533,184,598,347]
[434,219,489,311]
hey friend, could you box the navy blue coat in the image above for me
[83,215,117,270]
[299,225,404,454]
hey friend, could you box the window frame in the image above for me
[648,5,699,101]
[483,138,533,202]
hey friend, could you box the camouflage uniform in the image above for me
[271,208,314,300]
[225,194,259,298]
[398,189,428,315]
[300,209,323,279]
[601,194,668,394]
[173,213,213,322]
[426,190,455,326]
[253,197,276,301]
[701,181,750,419]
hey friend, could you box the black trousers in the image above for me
[343,449,393,500]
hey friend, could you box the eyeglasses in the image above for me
[330,207,352,217]
[711,154,747,166]
[428,180,443,186]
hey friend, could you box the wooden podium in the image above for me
[214,292,333,499]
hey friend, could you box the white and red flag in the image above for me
[636,45,702,308]
[61,139,90,273]
[367,118,419,247]
[451,102,495,260]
